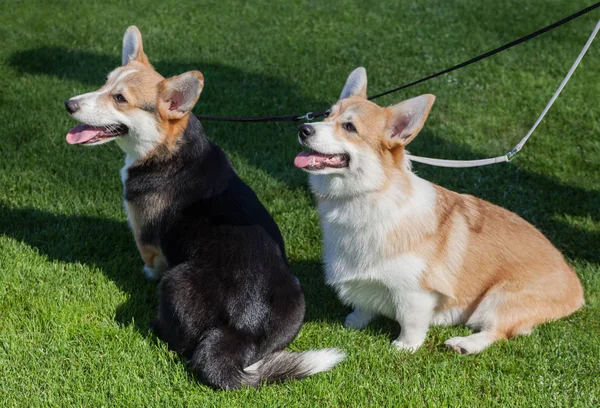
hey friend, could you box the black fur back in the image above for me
[125,116,311,389]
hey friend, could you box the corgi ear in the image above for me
[340,67,367,100]
[386,94,435,146]
[158,71,205,120]
[122,26,149,65]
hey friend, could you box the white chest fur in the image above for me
[120,155,135,223]
[315,174,437,318]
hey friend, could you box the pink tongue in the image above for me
[66,124,103,145]
[294,151,334,168]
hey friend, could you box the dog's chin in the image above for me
[302,166,348,175]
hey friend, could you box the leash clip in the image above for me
[298,112,314,121]
[506,148,519,162]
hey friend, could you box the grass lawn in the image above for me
[1,0,599,406]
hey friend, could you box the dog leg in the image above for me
[445,331,500,355]
[143,256,168,281]
[392,292,437,352]
[344,308,376,330]
[143,265,161,280]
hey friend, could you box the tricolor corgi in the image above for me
[294,67,584,354]
[65,26,344,389]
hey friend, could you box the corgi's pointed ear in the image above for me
[386,94,435,146]
[122,26,149,65]
[158,71,205,120]
[340,67,367,100]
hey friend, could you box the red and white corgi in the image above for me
[294,67,584,354]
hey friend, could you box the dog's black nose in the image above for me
[65,99,79,114]
[298,124,315,141]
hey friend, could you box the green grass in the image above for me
[1,0,599,406]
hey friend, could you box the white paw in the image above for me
[344,311,371,330]
[392,339,423,352]
[444,334,491,355]
[143,265,160,281]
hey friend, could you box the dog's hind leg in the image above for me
[445,331,501,355]
[444,277,583,355]
[443,291,505,354]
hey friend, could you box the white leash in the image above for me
[407,19,600,168]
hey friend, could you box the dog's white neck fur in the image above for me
[116,130,159,162]
[117,118,162,187]
[120,154,136,185]
[115,110,163,162]
[314,170,436,278]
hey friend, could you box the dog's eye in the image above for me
[342,122,356,132]
[323,110,331,118]
[113,93,127,103]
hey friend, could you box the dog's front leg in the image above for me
[392,291,437,352]
[138,244,168,280]
[143,257,168,280]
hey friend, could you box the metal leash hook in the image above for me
[298,112,314,121]
[506,148,520,162]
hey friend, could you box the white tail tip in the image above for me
[300,348,346,375]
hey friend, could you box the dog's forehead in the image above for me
[103,67,137,90]
[339,105,361,119]
[332,98,381,121]
[342,98,374,113]
[105,63,162,88]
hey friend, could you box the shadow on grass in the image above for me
[0,203,157,330]
[0,203,346,331]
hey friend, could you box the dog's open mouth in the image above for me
[294,149,349,170]
[66,124,129,145]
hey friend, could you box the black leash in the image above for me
[196,3,600,123]
[194,114,301,123]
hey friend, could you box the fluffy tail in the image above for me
[242,349,346,387]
